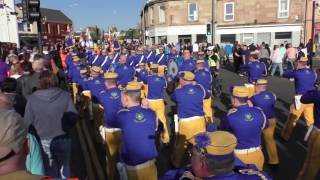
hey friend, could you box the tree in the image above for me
[124,28,140,40]
[90,25,102,43]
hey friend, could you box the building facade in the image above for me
[0,0,20,47]
[141,0,213,45]
[215,0,308,47]
[40,8,73,46]
[141,0,319,47]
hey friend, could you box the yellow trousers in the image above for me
[281,103,314,141]
[171,117,206,168]
[126,161,157,180]
[105,130,122,180]
[203,98,213,124]
[297,128,320,180]
[148,99,170,144]
[235,149,265,171]
[262,118,279,165]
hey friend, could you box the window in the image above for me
[150,7,154,24]
[275,32,292,39]
[48,24,51,34]
[224,2,234,21]
[188,3,198,21]
[159,6,165,23]
[221,34,236,43]
[57,24,60,34]
[18,23,24,31]
[278,0,289,18]
[242,33,254,45]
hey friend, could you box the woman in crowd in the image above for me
[24,70,78,178]
[270,45,284,76]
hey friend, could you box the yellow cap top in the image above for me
[103,72,118,80]
[125,81,142,92]
[196,59,205,64]
[73,56,80,62]
[232,86,250,97]
[150,64,159,69]
[80,69,87,74]
[180,71,195,81]
[299,56,308,62]
[91,66,102,73]
[193,131,237,157]
[256,79,268,85]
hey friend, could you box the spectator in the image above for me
[1,78,27,117]
[0,109,47,179]
[233,44,242,75]
[224,43,232,63]
[193,41,199,58]
[16,62,36,99]
[259,44,271,70]
[0,56,9,83]
[270,45,284,76]
[0,94,45,176]
[24,70,78,178]
[9,64,21,79]
[286,43,297,70]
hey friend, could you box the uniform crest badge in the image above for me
[110,92,119,99]
[155,77,160,81]
[135,112,145,122]
[264,94,271,100]
[95,80,100,84]
[245,114,253,121]
[188,88,195,95]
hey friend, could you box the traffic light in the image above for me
[22,0,41,22]
[207,23,212,36]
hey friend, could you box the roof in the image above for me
[40,8,72,24]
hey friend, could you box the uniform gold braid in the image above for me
[239,169,268,180]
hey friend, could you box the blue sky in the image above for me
[18,0,144,31]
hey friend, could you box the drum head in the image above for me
[167,59,178,79]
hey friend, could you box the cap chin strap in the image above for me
[0,150,15,162]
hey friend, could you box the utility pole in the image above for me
[311,0,316,68]
[211,0,216,45]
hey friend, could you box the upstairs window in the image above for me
[188,3,198,21]
[224,2,234,21]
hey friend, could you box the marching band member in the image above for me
[240,52,267,84]
[250,79,279,166]
[134,47,146,67]
[144,64,170,145]
[67,56,84,83]
[112,82,158,180]
[97,72,123,180]
[161,131,271,180]
[195,59,213,124]
[136,63,148,83]
[171,71,210,168]
[128,50,137,66]
[281,56,317,141]
[221,86,267,170]
[145,46,156,64]
[101,51,114,72]
[85,66,104,103]
[155,47,168,66]
[89,48,104,66]
[115,54,135,88]
[179,49,196,72]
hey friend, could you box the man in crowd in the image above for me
[112,82,158,180]
[97,72,122,180]
[281,56,317,141]
[171,71,210,168]
[221,86,266,170]
[0,109,47,179]
[144,64,170,145]
[250,79,279,166]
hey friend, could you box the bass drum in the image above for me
[166,58,179,82]
[166,59,179,95]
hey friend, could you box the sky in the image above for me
[17,0,144,31]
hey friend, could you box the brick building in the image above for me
[40,8,73,46]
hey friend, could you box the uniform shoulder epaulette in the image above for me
[227,108,237,115]
[239,169,268,180]
[118,109,130,113]
[99,90,106,94]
